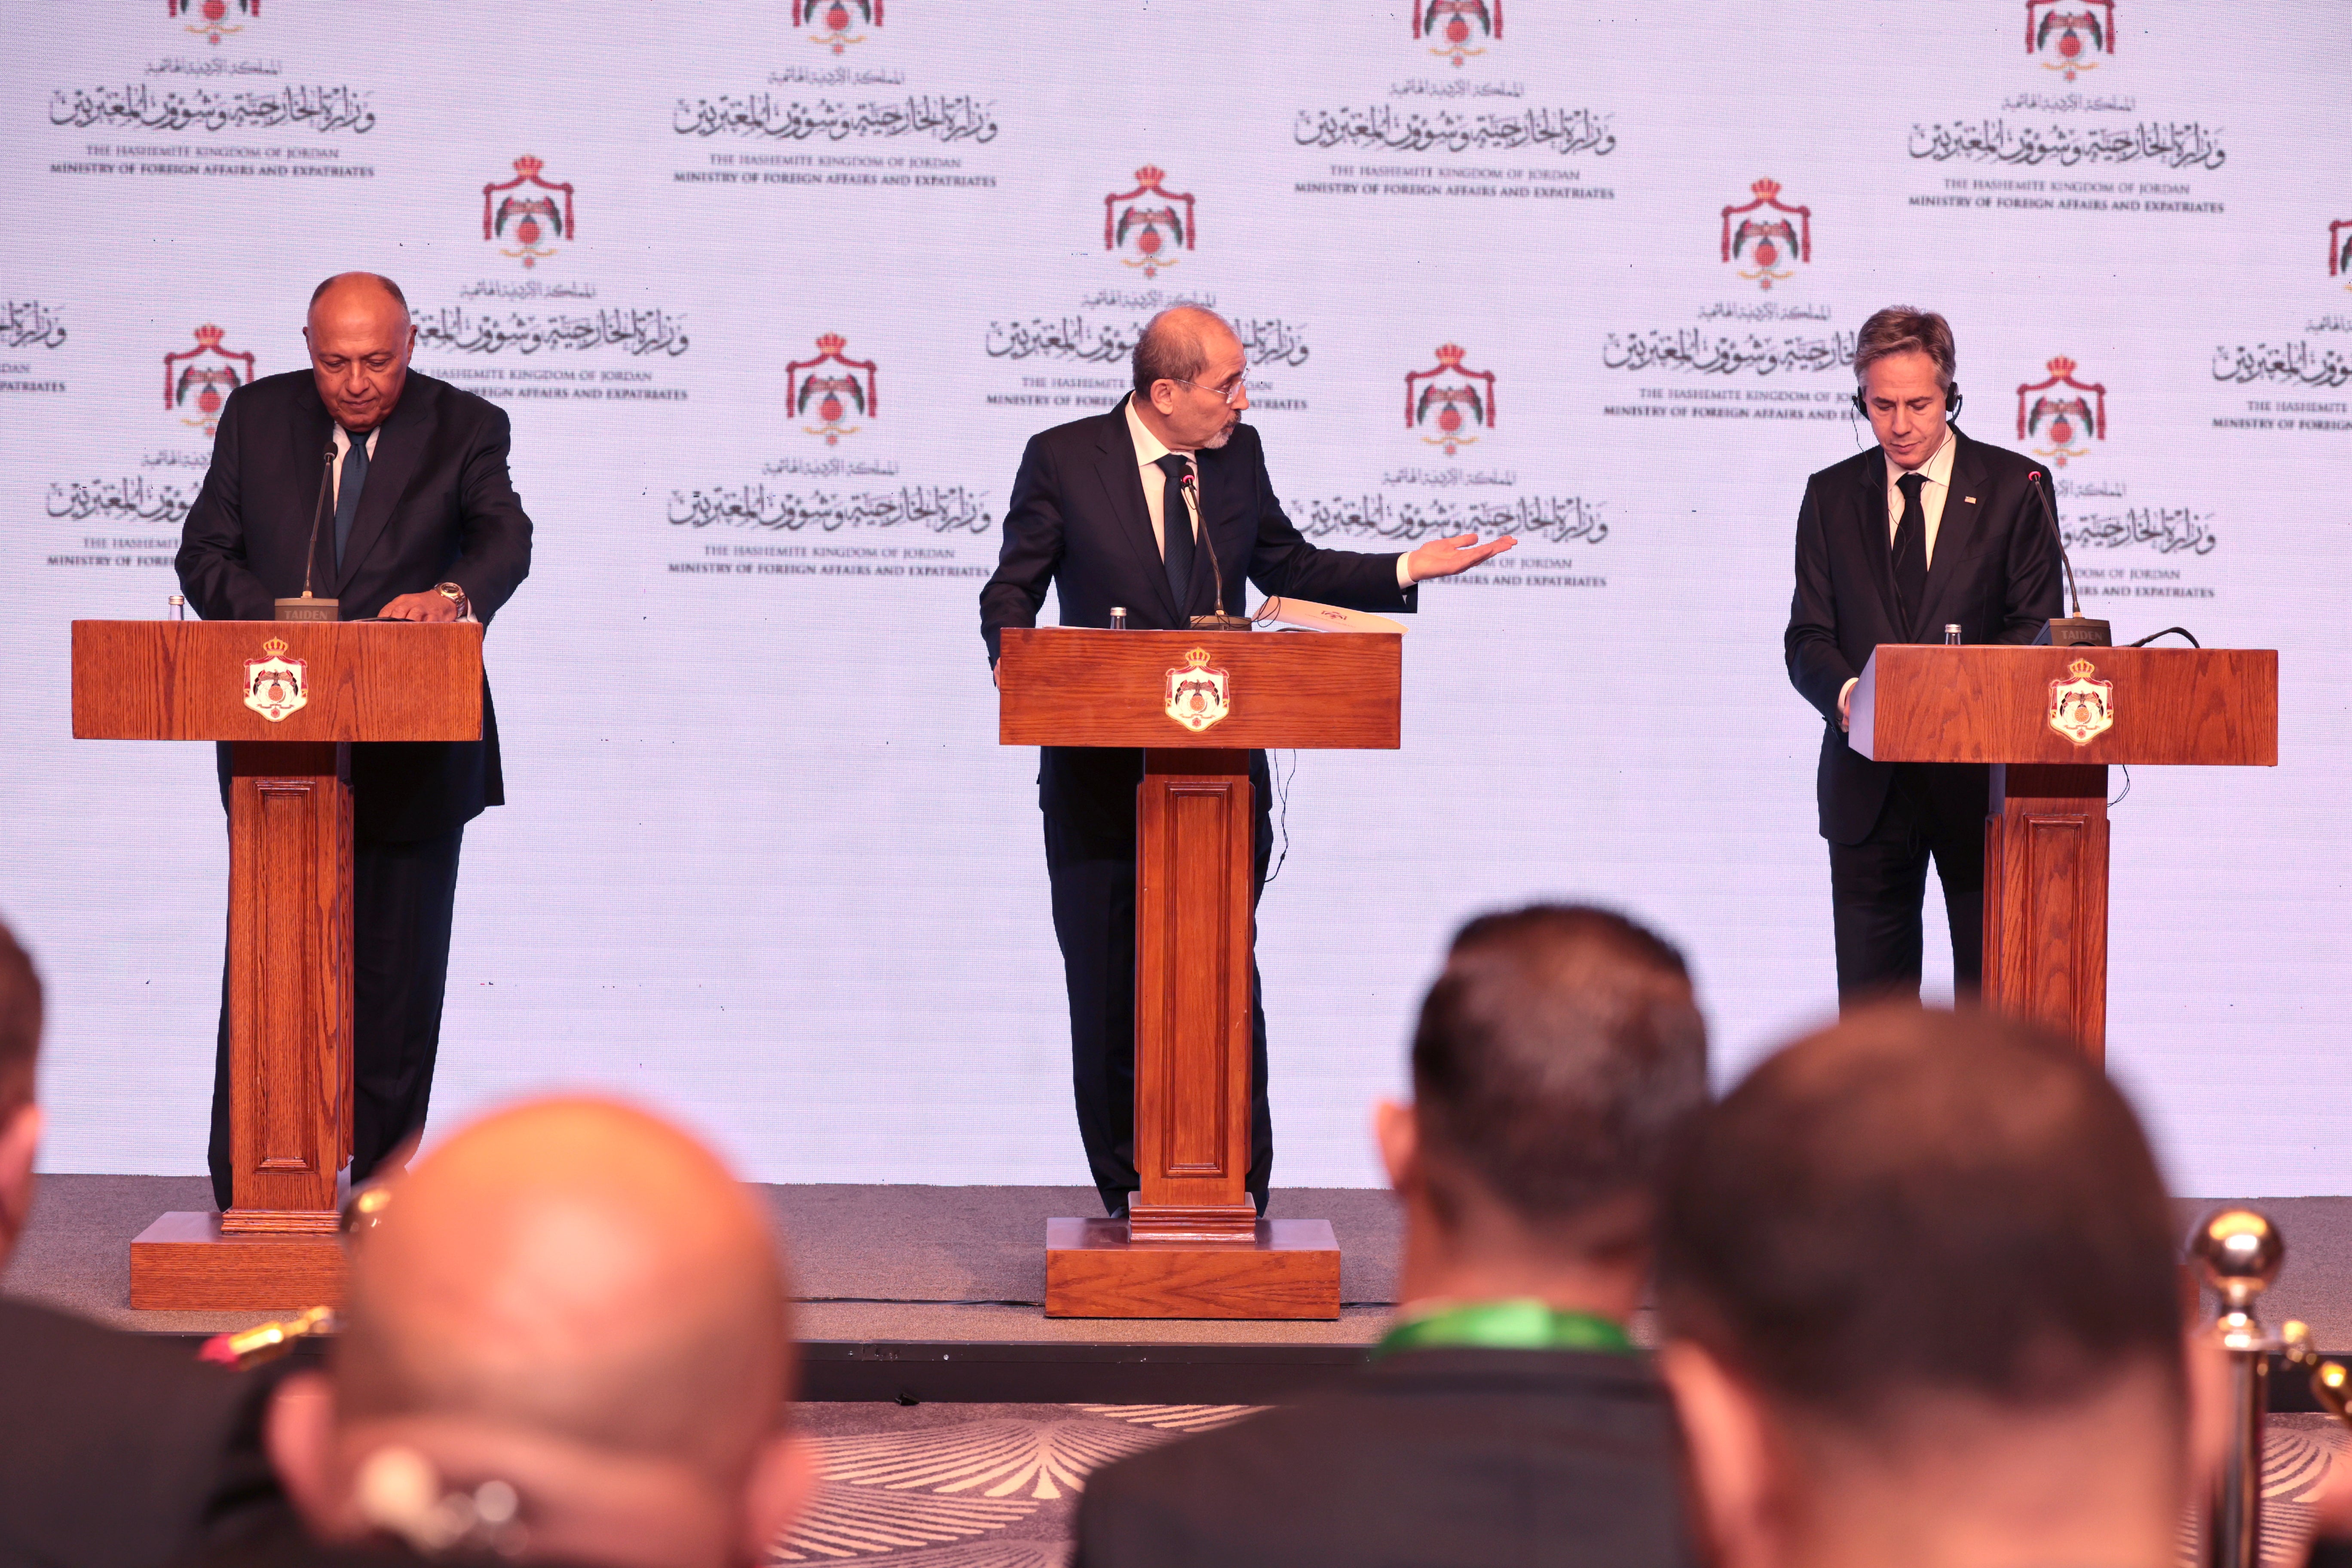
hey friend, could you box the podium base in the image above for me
[129,1212,347,1311]
[1044,1216,1341,1320]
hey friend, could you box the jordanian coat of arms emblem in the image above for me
[1406,343,1497,456]
[2017,355,2107,469]
[1164,647,1231,733]
[786,333,878,445]
[243,637,308,723]
[1721,179,1811,291]
[1105,166,1195,280]
[2027,0,2113,81]
[483,156,575,270]
[165,324,256,437]
[2047,657,2113,746]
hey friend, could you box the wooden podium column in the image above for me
[1982,763,2110,1064]
[1129,750,1257,1240]
[130,741,355,1308]
[222,741,352,1231]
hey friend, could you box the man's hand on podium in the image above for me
[379,590,462,624]
[1405,531,1517,582]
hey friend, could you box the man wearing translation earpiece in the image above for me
[1783,308,2063,1005]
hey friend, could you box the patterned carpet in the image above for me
[772,1406,2351,1567]
[775,1403,1253,1564]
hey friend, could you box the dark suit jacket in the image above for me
[1783,430,2062,845]
[176,370,533,842]
[1072,1347,1694,1568]
[979,400,1416,836]
[0,1297,268,1568]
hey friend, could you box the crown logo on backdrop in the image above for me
[814,332,848,355]
[2045,355,2078,377]
[1133,165,1165,186]
[511,156,545,179]
[1749,178,1782,200]
[192,324,225,347]
[1432,344,1467,368]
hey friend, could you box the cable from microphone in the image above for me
[1180,469,1249,631]
[2025,469,2109,648]
[275,439,341,622]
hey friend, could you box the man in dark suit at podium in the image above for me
[980,306,1511,1217]
[1784,306,2061,1005]
[177,272,533,1208]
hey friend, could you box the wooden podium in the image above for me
[998,628,1401,1318]
[70,620,483,1309]
[1851,644,2276,1061]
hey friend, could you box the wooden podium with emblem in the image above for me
[1850,644,2276,1061]
[70,619,484,1310]
[997,627,1402,1319]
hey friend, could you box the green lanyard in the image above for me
[1372,1298,1635,1360]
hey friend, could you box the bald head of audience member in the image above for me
[268,1099,813,1568]
[1380,904,1708,1320]
[0,919,43,1267]
[1654,1006,2191,1568]
[305,272,414,435]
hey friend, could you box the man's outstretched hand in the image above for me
[1406,532,1516,582]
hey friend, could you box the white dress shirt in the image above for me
[1122,395,1416,590]
[1884,427,1958,567]
[1838,427,1960,719]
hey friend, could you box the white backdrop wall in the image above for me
[5,2,2347,1192]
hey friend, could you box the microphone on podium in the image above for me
[1180,470,1250,631]
[2026,470,2110,648]
[275,439,341,623]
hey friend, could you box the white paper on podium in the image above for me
[1250,598,1407,635]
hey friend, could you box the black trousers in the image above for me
[1042,753,1274,1219]
[208,826,466,1211]
[1828,763,1988,1007]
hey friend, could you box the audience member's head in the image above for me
[1654,1005,2190,1568]
[267,1099,813,1568]
[0,916,44,1267]
[1380,903,1708,1320]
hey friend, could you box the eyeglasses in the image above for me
[1174,375,1249,407]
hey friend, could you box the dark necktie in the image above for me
[1891,470,1928,632]
[1155,452,1194,611]
[333,430,370,571]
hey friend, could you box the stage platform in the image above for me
[3,1177,1405,1402]
[10,1177,2352,1404]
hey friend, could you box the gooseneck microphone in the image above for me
[2027,469,2110,648]
[1181,470,1250,631]
[274,439,341,622]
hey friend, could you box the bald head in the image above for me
[306,272,413,433]
[335,1100,791,1477]
[1131,305,1247,452]
[1131,306,1233,397]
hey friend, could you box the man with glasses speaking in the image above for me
[980,305,1513,1221]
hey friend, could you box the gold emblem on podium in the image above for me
[2047,657,2113,746]
[243,637,309,723]
[1164,646,1231,733]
